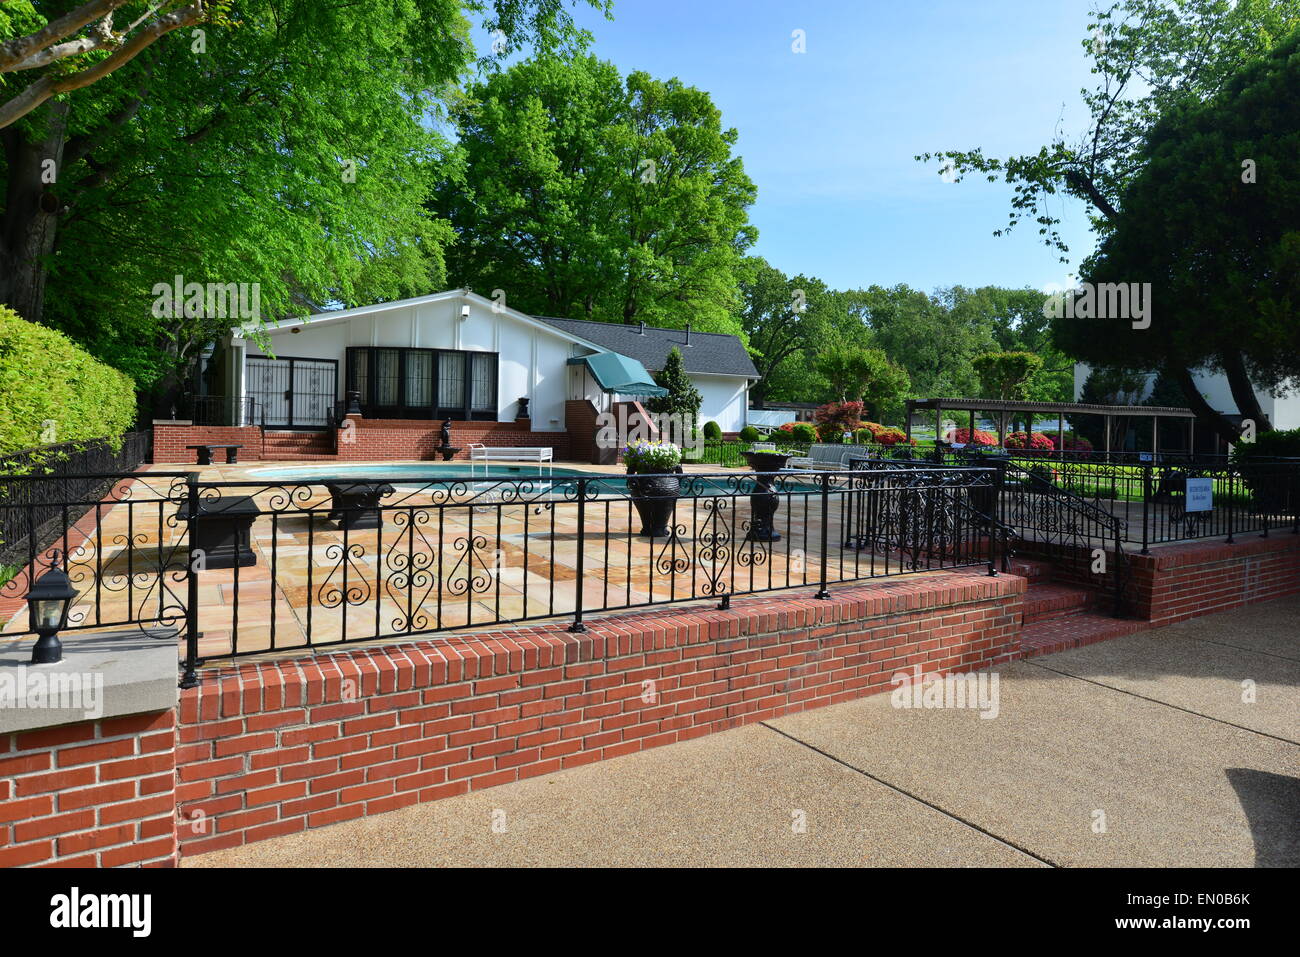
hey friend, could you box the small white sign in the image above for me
[1185,477,1213,512]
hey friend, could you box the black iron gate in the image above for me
[246,356,337,429]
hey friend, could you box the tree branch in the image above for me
[0,3,209,129]
[0,0,131,73]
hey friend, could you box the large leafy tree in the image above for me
[918,0,1300,440]
[856,284,998,401]
[0,1,609,405]
[440,55,756,333]
[1056,29,1300,444]
[816,344,909,419]
[738,258,860,406]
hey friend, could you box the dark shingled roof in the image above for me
[536,315,759,379]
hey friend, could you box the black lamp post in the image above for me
[26,552,76,665]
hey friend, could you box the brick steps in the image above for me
[261,431,335,461]
[1022,582,1092,624]
[1012,556,1148,656]
[1020,613,1150,658]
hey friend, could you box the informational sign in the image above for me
[1138,452,1154,463]
[1185,477,1213,512]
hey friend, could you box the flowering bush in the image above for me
[813,401,864,441]
[778,421,817,443]
[1042,430,1093,456]
[1003,431,1056,454]
[623,440,683,474]
[944,428,997,447]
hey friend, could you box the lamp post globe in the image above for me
[26,552,76,665]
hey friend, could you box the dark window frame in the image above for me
[346,346,497,421]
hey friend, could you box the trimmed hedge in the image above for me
[0,306,137,457]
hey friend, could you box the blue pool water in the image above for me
[250,463,748,496]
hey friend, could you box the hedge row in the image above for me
[0,305,137,458]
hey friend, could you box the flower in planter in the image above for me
[623,440,683,474]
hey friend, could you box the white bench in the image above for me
[468,444,553,463]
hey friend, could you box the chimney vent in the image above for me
[639,321,646,335]
[685,323,692,346]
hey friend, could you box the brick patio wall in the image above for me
[153,421,263,463]
[1127,534,1300,626]
[335,417,570,462]
[1,711,178,867]
[174,572,1024,858]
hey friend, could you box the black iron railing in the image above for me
[0,465,1005,686]
[182,395,258,427]
[0,433,154,571]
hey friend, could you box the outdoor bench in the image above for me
[186,443,243,465]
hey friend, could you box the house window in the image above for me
[346,347,497,420]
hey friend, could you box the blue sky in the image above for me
[488,0,1105,294]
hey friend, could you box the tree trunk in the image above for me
[1168,365,1243,449]
[0,103,68,322]
[1220,350,1272,433]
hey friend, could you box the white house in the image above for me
[1073,364,1300,433]
[207,289,758,445]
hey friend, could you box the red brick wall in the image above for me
[336,418,569,461]
[0,711,178,867]
[565,399,599,463]
[153,422,263,463]
[1127,535,1300,626]
[174,572,1023,857]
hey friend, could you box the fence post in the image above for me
[569,478,587,632]
[815,470,831,599]
[1226,466,1236,544]
[180,472,201,689]
[1140,462,1150,555]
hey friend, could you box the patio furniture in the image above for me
[787,443,855,470]
[175,494,260,569]
[468,444,553,463]
[186,443,243,465]
[325,482,395,531]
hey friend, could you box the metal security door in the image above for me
[247,357,337,429]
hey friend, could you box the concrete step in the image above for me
[1022,583,1092,624]
[1020,613,1150,659]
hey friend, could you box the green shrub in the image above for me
[1233,426,1300,461]
[0,306,137,458]
[738,425,761,442]
[702,420,722,441]
[787,422,817,443]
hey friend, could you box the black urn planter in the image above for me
[627,471,681,538]
[743,450,793,542]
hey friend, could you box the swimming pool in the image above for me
[248,463,779,497]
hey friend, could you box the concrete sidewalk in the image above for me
[186,595,1300,868]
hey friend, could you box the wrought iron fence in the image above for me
[933,448,1300,550]
[0,470,191,641]
[0,432,154,570]
[181,395,258,427]
[0,465,1006,686]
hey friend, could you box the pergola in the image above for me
[903,398,1201,457]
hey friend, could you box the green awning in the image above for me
[567,351,667,398]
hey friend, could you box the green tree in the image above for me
[856,284,997,400]
[1057,30,1300,445]
[816,344,909,417]
[739,258,859,406]
[441,55,756,334]
[645,346,701,421]
[0,1,609,407]
[919,0,1300,441]
[972,351,1044,402]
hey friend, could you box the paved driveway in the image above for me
[187,595,1300,868]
